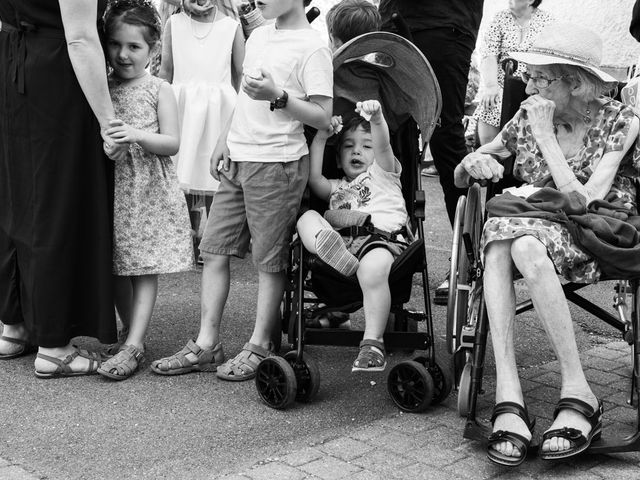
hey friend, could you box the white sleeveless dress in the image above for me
[170,12,238,194]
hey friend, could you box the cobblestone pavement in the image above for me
[212,342,640,480]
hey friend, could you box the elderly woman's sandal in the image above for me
[539,397,603,460]
[34,348,104,379]
[97,344,144,380]
[216,343,273,381]
[150,339,224,375]
[487,402,536,467]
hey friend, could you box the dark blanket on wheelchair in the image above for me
[486,188,640,279]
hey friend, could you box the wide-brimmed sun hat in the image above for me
[508,22,617,83]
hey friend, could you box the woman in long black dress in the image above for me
[0,0,116,376]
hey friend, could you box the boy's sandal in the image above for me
[97,344,144,381]
[315,229,359,277]
[539,397,603,460]
[0,335,37,360]
[352,339,386,372]
[150,339,224,376]
[487,401,536,467]
[216,342,273,382]
[34,348,104,379]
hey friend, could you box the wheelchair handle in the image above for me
[306,7,320,23]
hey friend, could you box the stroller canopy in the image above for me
[332,32,441,143]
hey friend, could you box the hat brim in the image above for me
[508,51,617,83]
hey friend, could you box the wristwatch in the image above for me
[270,90,288,111]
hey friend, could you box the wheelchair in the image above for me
[254,31,453,411]
[446,60,640,455]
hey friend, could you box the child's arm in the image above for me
[356,100,396,173]
[230,25,245,92]
[309,116,342,201]
[242,69,332,130]
[106,82,180,156]
[158,18,174,83]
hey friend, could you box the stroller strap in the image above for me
[337,225,408,245]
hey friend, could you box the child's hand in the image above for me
[355,100,382,123]
[106,119,141,145]
[210,141,235,181]
[315,115,342,140]
[242,68,280,102]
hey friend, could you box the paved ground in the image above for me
[1,177,639,479]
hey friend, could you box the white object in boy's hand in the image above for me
[331,115,343,135]
[355,100,381,122]
[245,67,263,81]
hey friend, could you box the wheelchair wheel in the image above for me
[446,184,483,369]
[283,351,320,403]
[457,362,472,417]
[387,360,434,412]
[255,356,297,409]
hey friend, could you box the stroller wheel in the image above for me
[284,351,321,403]
[457,363,473,417]
[387,360,434,413]
[255,356,297,409]
[428,358,454,405]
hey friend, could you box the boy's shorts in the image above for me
[344,233,407,260]
[200,158,309,272]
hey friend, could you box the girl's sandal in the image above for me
[0,335,37,360]
[150,339,224,375]
[97,344,144,381]
[35,349,104,379]
[352,339,387,372]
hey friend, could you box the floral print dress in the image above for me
[475,8,553,128]
[110,75,194,276]
[482,100,639,283]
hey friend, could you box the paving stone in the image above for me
[590,458,640,479]
[0,466,40,480]
[299,456,362,480]
[317,436,375,461]
[244,462,307,480]
[440,453,504,480]
[528,371,561,388]
[397,461,461,480]
[583,367,629,387]
[280,447,325,467]
[526,385,560,404]
[344,470,386,480]
[214,474,252,480]
[533,465,603,480]
[350,447,416,474]
[588,345,629,361]
[0,459,10,468]
[348,425,391,442]
[405,441,469,468]
[376,411,445,434]
[582,356,628,373]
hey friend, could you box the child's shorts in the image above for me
[344,232,408,260]
[199,158,309,272]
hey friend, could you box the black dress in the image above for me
[0,0,116,347]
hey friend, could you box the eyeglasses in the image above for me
[519,71,567,89]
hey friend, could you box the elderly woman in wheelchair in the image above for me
[453,22,640,465]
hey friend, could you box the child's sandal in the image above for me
[352,339,387,372]
[97,344,144,381]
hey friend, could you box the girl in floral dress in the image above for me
[99,0,194,380]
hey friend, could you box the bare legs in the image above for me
[358,249,393,343]
[477,120,500,146]
[485,235,598,457]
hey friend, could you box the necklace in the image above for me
[189,5,217,42]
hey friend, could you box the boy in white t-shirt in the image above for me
[296,100,409,372]
[150,0,333,380]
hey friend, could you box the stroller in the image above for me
[254,32,452,410]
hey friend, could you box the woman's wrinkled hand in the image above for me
[457,151,504,185]
[479,85,501,110]
[520,94,556,140]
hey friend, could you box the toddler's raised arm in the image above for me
[356,100,395,173]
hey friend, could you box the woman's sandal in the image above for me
[34,348,104,379]
[216,342,273,381]
[487,402,536,467]
[97,344,144,381]
[352,339,386,372]
[150,339,224,376]
[0,335,37,360]
[539,397,603,460]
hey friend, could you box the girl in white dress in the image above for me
[159,0,244,206]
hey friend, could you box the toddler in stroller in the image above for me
[297,99,409,372]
